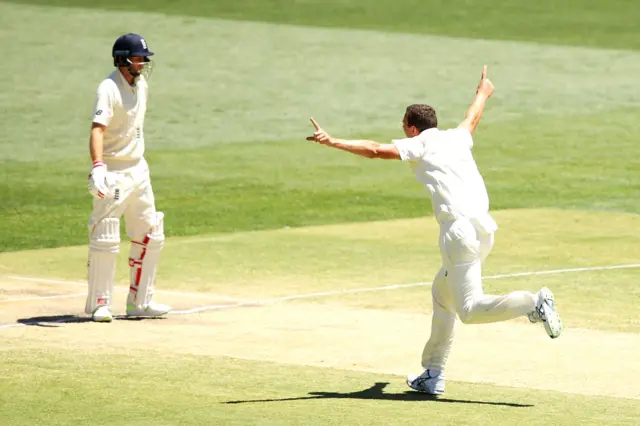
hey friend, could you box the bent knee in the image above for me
[457,308,475,324]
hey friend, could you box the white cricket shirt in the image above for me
[393,128,497,231]
[92,70,148,172]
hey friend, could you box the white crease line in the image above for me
[170,282,430,315]
[11,262,640,307]
[169,263,640,315]
[6,276,246,303]
[484,263,640,279]
[2,263,640,329]
[0,293,85,303]
[171,303,250,315]
[104,262,640,316]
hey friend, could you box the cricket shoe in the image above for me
[533,287,562,339]
[92,306,113,323]
[126,300,171,318]
[406,369,445,395]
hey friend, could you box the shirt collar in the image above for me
[116,68,137,92]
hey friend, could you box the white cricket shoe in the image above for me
[92,306,113,323]
[532,287,562,339]
[406,369,446,395]
[126,300,171,318]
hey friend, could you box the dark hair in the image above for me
[405,104,437,131]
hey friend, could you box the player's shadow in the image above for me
[223,382,533,408]
[17,314,92,328]
[15,314,167,326]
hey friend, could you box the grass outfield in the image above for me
[1,3,639,251]
[0,350,638,426]
[3,107,639,251]
[6,0,640,50]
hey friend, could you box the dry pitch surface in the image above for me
[1,271,638,401]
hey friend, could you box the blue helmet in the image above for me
[112,33,154,67]
[111,33,154,80]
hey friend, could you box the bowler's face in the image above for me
[402,114,417,138]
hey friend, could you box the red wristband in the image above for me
[93,160,104,168]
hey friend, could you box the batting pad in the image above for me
[128,212,165,308]
[86,218,120,314]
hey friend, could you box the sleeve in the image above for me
[92,81,114,126]
[392,137,426,162]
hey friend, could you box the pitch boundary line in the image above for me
[4,263,638,307]
[171,263,640,314]
[1,263,638,330]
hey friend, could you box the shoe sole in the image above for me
[92,316,112,323]
[539,288,562,339]
[543,309,563,339]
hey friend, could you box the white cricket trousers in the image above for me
[89,166,156,240]
[421,216,537,372]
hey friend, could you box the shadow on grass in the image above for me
[15,314,168,327]
[17,314,92,327]
[223,382,534,407]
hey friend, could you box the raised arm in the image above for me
[305,118,401,160]
[458,65,494,135]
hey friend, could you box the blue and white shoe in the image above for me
[406,369,446,395]
[531,287,562,339]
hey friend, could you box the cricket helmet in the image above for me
[112,33,154,79]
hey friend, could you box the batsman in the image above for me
[85,33,171,322]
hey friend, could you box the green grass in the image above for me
[1,3,639,251]
[1,348,638,426]
[4,0,640,50]
[3,2,639,163]
[2,107,639,252]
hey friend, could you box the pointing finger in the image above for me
[481,65,487,80]
[310,117,322,131]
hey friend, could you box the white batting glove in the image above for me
[88,161,112,199]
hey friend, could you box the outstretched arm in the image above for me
[458,65,494,135]
[305,118,401,160]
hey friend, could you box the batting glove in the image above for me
[88,161,112,199]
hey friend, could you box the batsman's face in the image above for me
[128,56,146,73]
[126,56,154,81]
